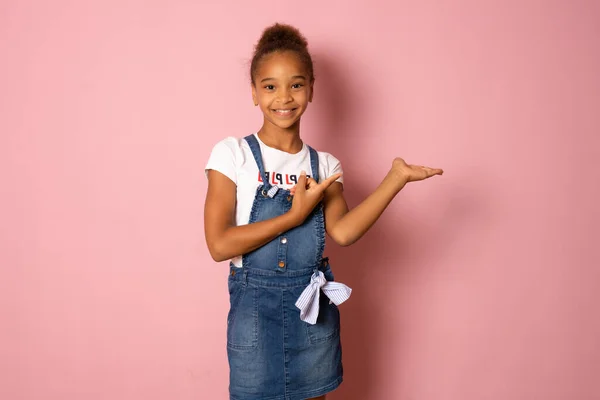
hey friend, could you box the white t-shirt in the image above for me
[205,133,344,267]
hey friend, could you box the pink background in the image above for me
[1,1,599,399]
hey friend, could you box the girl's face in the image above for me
[252,51,313,131]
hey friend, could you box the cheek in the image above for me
[258,100,273,113]
[258,92,273,104]
[301,93,311,105]
[294,91,309,104]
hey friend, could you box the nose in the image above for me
[278,87,293,103]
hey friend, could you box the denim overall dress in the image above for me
[226,135,344,400]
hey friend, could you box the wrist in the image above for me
[284,208,303,228]
[384,170,408,193]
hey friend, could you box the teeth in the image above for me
[275,109,293,113]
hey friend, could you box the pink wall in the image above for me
[1,1,599,399]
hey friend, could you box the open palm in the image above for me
[392,157,443,183]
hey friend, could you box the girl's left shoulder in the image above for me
[312,148,343,182]
[314,149,342,166]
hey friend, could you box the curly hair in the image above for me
[250,23,314,84]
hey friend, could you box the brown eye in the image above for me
[264,85,275,90]
[292,84,303,89]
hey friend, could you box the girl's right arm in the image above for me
[204,170,340,262]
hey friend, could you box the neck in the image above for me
[257,120,303,153]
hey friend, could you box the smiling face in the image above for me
[252,51,314,131]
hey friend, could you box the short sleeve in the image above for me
[320,152,344,186]
[205,137,239,185]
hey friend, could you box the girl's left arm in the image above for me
[323,157,443,246]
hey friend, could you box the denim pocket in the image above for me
[305,268,341,344]
[227,279,258,350]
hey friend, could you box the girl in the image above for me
[204,23,443,400]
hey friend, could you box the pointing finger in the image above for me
[319,173,343,189]
[296,171,307,193]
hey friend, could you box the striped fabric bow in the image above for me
[295,270,352,325]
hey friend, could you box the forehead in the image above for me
[255,51,308,80]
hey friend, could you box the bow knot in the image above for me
[295,270,352,325]
[312,270,327,288]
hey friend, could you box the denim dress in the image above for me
[226,134,343,400]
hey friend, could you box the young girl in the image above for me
[204,23,443,400]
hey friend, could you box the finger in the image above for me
[319,173,343,189]
[296,171,307,193]
[290,186,296,195]
[423,167,444,177]
[306,177,318,189]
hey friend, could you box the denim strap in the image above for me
[307,145,319,182]
[244,134,270,189]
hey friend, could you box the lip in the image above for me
[271,108,298,118]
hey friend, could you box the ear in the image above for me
[251,84,258,106]
[309,80,315,102]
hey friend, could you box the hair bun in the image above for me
[250,23,314,84]
[256,23,308,52]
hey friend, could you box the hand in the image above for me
[289,177,317,196]
[389,157,443,187]
[289,171,342,225]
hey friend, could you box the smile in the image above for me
[272,108,297,116]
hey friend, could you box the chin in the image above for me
[268,118,301,130]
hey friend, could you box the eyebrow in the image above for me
[260,75,307,83]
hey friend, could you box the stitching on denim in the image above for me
[227,285,259,350]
